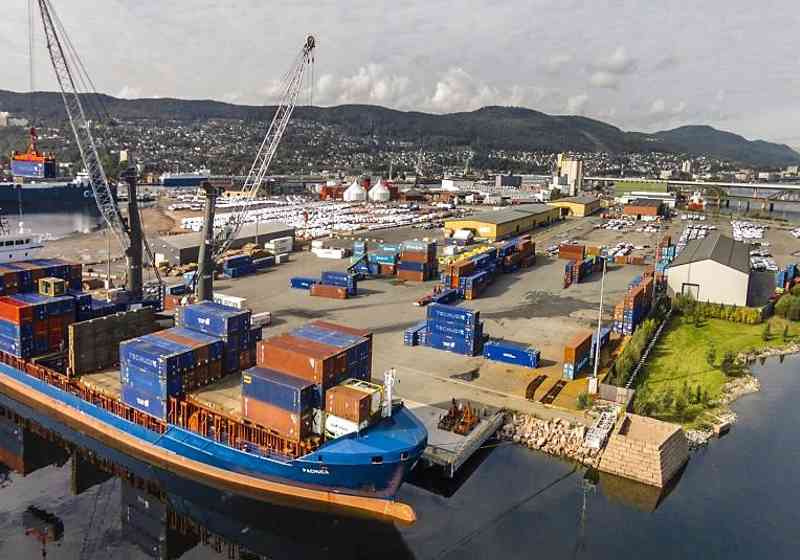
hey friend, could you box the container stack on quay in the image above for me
[563,330,593,380]
[120,302,258,418]
[251,321,377,440]
[590,325,613,364]
[563,256,603,289]
[612,273,655,336]
[558,243,585,262]
[410,303,486,356]
[397,240,439,282]
[483,339,540,368]
[654,234,677,290]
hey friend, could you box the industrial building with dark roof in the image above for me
[153,222,294,266]
[667,232,751,306]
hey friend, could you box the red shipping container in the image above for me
[154,330,211,364]
[242,397,313,441]
[0,297,33,324]
[400,251,431,264]
[310,284,348,299]
[564,330,593,363]
[256,335,344,386]
[325,385,373,424]
[398,269,425,282]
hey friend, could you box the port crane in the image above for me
[35,0,156,302]
[194,35,316,300]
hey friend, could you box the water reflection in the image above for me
[0,396,412,559]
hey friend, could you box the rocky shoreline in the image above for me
[686,371,762,448]
[500,413,601,467]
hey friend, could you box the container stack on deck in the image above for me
[483,339,540,368]
[120,302,258,419]
[612,273,655,336]
[250,320,376,441]
[422,303,484,356]
[0,259,89,360]
[563,330,593,380]
[398,240,438,282]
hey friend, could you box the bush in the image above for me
[674,297,763,324]
[721,350,737,375]
[674,393,688,420]
[576,392,593,410]
[762,322,771,341]
[706,345,716,368]
[661,387,675,410]
[775,294,800,321]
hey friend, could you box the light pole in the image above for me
[590,256,607,395]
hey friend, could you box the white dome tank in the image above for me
[368,178,391,202]
[343,179,367,202]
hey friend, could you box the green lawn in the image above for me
[634,315,799,427]
[613,180,668,195]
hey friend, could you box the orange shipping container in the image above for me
[325,385,373,424]
[310,284,348,299]
[563,330,593,363]
[0,297,33,324]
[242,397,313,441]
[256,335,344,386]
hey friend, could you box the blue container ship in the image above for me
[0,295,428,523]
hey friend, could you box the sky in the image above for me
[2,0,799,147]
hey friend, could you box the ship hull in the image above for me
[0,182,110,215]
[0,362,424,522]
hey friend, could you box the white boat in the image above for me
[0,217,44,263]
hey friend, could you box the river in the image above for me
[1,356,799,559]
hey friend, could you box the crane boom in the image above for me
[213,35,315,258]
[36,0,129,250]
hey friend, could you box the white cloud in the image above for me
[650,98,666,114]
[544,53,573,73]
[672,100,687,114]
[589,71,619,89]
[566,94,589,115]
[593,46,637,75]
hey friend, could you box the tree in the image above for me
[706,345,717,368]
[762,322,771,341]
[577,392,592,410]
[674,393,688,421]
[721,350,737,375]
[784,324,790,341]
[703,388,710,404]
[661,387,675,411]
[694,385,703,405]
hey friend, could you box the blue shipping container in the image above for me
[177,301,251,337]
[121,383,167,419]
[427,303,479,326]
[290,277,318,289]
[483,340,540,368]
[241,367,318,412]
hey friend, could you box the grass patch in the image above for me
[634,315,800,427]
[613,180,668,195]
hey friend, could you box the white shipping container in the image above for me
[251,311,271,328]
[324,414,369,439]
[311,240,326,249]
[275,253,290,264]
[312,247,348,259]
[212,293,248,310]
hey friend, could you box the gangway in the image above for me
[583,407,619,450]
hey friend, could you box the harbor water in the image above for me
[0,356,799,558]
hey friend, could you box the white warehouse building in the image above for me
[667,232,751,307]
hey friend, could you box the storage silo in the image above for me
[343,179,367,202]
[368,178,391,202]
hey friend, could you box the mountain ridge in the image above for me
[1,90,797,167]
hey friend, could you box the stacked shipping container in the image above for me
[654,234,677,290]
[423,303,485,356]
[612,273,655,336]
[0,293,76,359]
[563,330,593,380]
[558,244,585,262]
[398,240,438,282]
[249,320,374,441]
